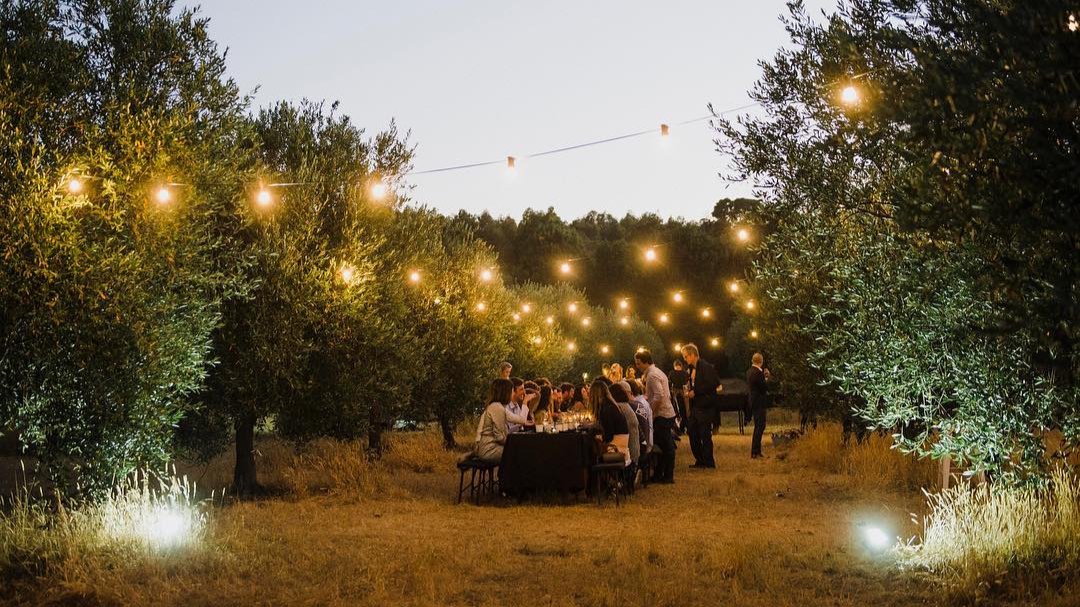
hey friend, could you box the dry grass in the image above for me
[789,423,938,492]
[898,467,1080,601]
[3,421,1078,606]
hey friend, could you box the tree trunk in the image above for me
[439,415,456,450]
[233,411,260,497]
[367,422,384,459]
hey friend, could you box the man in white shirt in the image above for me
[505,377,532,432]
[635,350,676,484]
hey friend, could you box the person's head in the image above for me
[596,375,613,387]
[609,382,631,403]
[488,378,514,405]
[559,382,574,401]
[681,343,700,366]
[626,367,637,379]
[588,379,615,415]
[498,361,513,379]
[523,380,539,402]
[510,377,525,403]
[607,363,623,382]
[573,384,587,404]
[752,352,764,367]
[634,349,654,373]
[673,359,684,371]
[629,379,643,397]
[538,385,552,411]
[536,377,551,388]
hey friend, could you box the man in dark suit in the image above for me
[746,352,771,458]
[681,344,719,468]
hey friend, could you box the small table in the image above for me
[499,431,595,496]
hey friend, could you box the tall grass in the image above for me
[790,422,938,491]
[898,468,1080,596]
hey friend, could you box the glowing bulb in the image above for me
[710,337,720,347]
[559,261,572,275]
[480,268,493,282]
[433,297,442,305]
[618,299,629,310]
[154,186,172,204]
[340,265,355,283]
[736,228,750,242]
[600,345,610,355]
[745,300,756,311]
[566,342,577,352]
[476,301,487,312]
[673,292,684,303]
[620,316,630,326]
[700,308,711,319]
[567,302,578,314]
[673,343,682,353]
[728,281,740,293]
[521,303,532,314]
[1070,13,1079,31]
[256,188,273,207]
[582,372,589,380]
[370,181,388,200]
[532,336,542,345]
[750,329,759,339]
[408,270,421,284]
[143,507,191,548]
[581,317,592,328]
[512,313,521,322]
[644,247,657,262]
[863,526,891,550]
[840,84,860,105]
[659,313,670,324]
[67,177,84,194]
[545,316,554,325]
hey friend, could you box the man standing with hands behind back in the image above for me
[746,352,771,459]
[681,344,719,469]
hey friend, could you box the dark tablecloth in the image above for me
[499,431,595,495]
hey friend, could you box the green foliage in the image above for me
[0,0,252,494]
[719,0,1079,479]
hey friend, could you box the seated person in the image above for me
[609,382,641,465]
[505,377,535,432]
[568,384,589,412]
[588,380,630,465]
[558,383,575,412]
[473,378,515,463]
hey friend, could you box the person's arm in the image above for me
[504,405,531,426]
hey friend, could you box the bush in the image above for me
[790,423,937,491]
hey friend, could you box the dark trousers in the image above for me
[688,409,716,466]
[653,416,677,481]
[751,404,767,456]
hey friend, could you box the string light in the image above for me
[658,312,670,324]
[618,298,630,311]
[581,317,592,328]
[521,303,532,314]
[545,315,555,325]
[1069,13,1078,32]
[750,329,759,339]
[567,302,579,314]
[506,156,516,170]
[566,342,577,352]
[512,312,522,322]
[255,187,273,207]
[644,247,658,262]
[840,84,861,106]
[636,346,646,353]
[673,342,682,353]
[728,281,741,293]
[339,264,355,284]
[532,336,542,345]
[370,180,389,200]
[745,299,756,311]
[408,270,421,284]
[475,301,487,312]
[480,268,494,282]
[619,316,630,326]
[600,345,611,355]
[736,227,750,243]
[67,177,84,194]
[154,185,172,205]
[710,337,721,347]
[672,291,684,303]
[559,261,573,275]
[700,308,712,319]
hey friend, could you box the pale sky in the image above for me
[196,1,832,220]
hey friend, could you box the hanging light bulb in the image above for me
[255,187,273,207]
[340,264,355,284]
[618,298,630,311]
[67,177,84,194]
[506,156,516,170]
[545,315,555,325]
[532,336,542,345]
[636,346,646,353]
[620,316,630,326]
[567,301,579,314]
[600,345,610,355]
[1069,13,1078,31]
[512,312,521,322]
[644,247,658,262]
[745,299,756,311]
[581,317,592,328]
[736,227,751,242]
[370,180,389,200]
[521,303,532,314]
[673,292,684,303]
[840,84,860,106]
[700,308,712,319]
[750,329,759,339]
[673,343,682,353]
[479,268,494,282]
[566,342,577,352]
[154,185,172,204]
[475,301,487,312]
[710,337,720,347]
[408,270,421,284]
[559,261,572,275]
[728,281,741,293]
[658,313,670,324]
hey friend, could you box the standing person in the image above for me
[498,361,513,380]
[668,360,690,435]
[747,352,771,459]
[682,344,719,469]
[636,349,676,484]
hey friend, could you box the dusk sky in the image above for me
[198,1,833,220]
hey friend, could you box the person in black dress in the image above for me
[746,352,771,458]
[681,344,719,468]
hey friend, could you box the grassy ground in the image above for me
[2,412,1077,606]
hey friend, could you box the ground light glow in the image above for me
[144,507,191,548]
[862,525,892,551]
